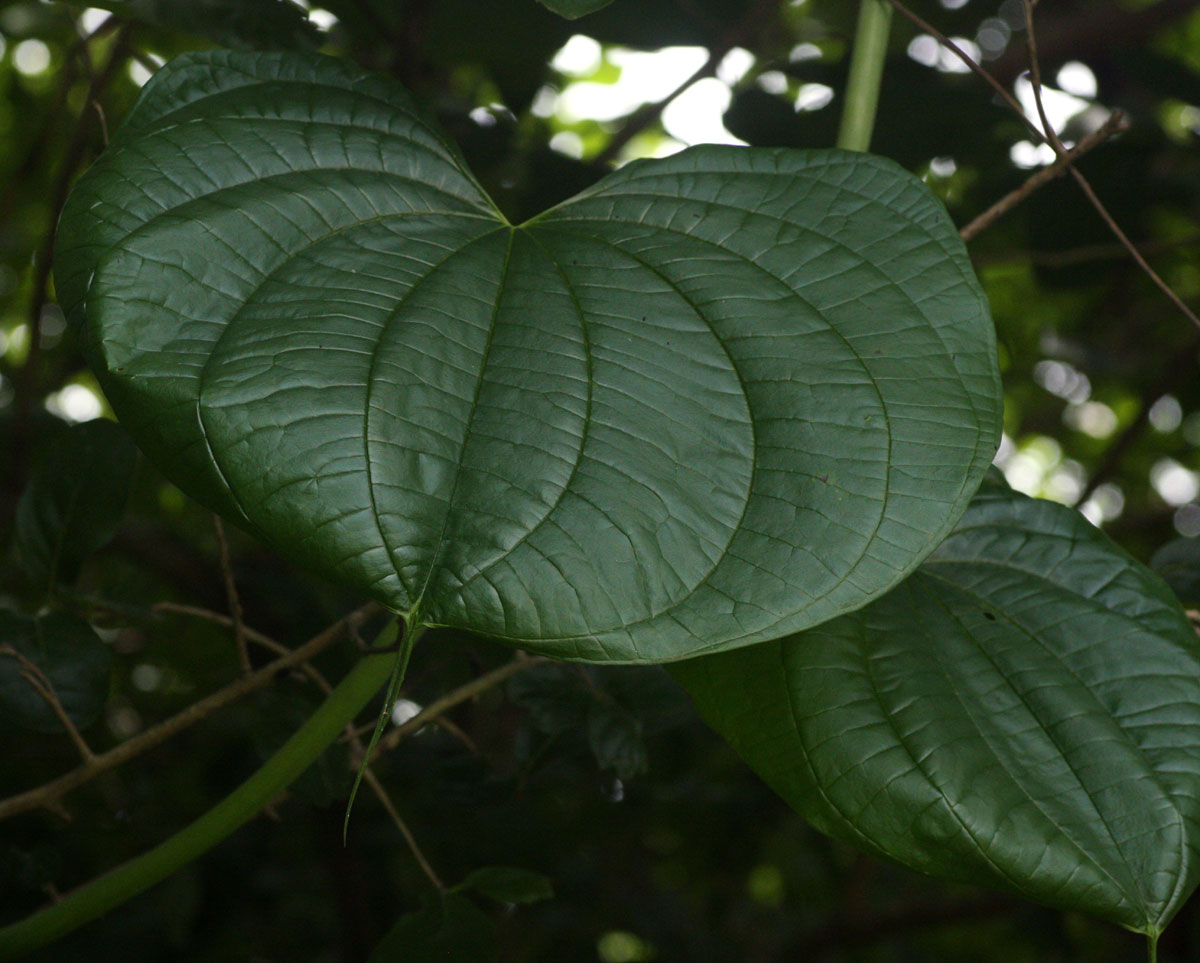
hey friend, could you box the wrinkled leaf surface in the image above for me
[56,50,1000,663]
[673,486,1200,934]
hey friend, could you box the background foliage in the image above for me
[1,0,1200,960]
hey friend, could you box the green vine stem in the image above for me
[0,625,404,960]
[836,0,894,152]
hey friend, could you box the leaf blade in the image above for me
[56,49,1002,664]
[672,485,1200,933]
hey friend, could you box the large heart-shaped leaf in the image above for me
[672,481,1200,935]
[55,50,1000,663]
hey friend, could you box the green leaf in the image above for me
[55,50,1001,664]
[588,699,647,780]
[536,0,616,18]
[672,485,1200,935]
[369,893,498,963]
[1151,537,1200,608]
[0,611,112,734]
[457,865,555,904]
[14,420,138,594]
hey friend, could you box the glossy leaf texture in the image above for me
[536,0,616,17]
[672,483,1200,935]
[55,50,1000,663]
[0,611,112,734]
[14,420,138,594]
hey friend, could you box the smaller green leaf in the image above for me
[535,0,615,18]
[673,485,1200,935]
[1151,537,1200,608]
[0,611,112,734]
[369,893,497,963]
[587,700,646,781]
[456,866,554,904]
[14,420,138,594]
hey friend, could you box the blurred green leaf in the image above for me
[14,420,138,594]
[369,893,498,963]
[0,610,111,733]
[587,699,646,781]
[535,0,615,18]
[1151,537,1200,608]
[508,664,593,736]
[457,865,554,904]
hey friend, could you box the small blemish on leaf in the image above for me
[983,611,997,621]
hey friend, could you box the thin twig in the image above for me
[212,517,251,673]
[959,112,1127,242]
[886,0,1041,141]
[1021,0,1200,331]
[153,602,284,655]
[366,655,550,763]
[1022,0,1065,154]
[1066,165,1200,331]
[9,27,131,487]
[277,638,446,891]
[898,0,1200,332]
[0,646,95,764]
[0,604,376,823]
[361,768,445,890]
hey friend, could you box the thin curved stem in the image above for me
[0,636,398,960]
[837,0,893,152]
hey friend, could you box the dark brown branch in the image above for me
[0,604,377,823]
[988,0,1199,87]
[1021,0,1200,332]
[0,646,95,764]
[1067,165,1200,332]
[212,517,251,673]
[8,27,131,490]
[896,0,1200,333]
[885,0,1041,142]
[959,112,1127,242]
[365,654,549,763]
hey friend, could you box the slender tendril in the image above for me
[0,630,399,960]
[343,620,423,841]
